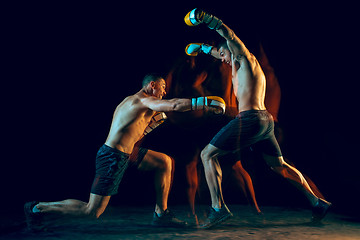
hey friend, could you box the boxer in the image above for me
[24,73,225,231]
[185,8,331,228]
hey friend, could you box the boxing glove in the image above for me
[184,8,223,30]
[143,112,167,136]
[185,43,213,56]
[191,96,226,114]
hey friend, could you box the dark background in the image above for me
[2,1,359,218]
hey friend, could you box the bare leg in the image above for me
[232,160,261,213]
[284,157,325,199]
[263,154,319,206]
[200,144,227,209]
[199,144,234,229]
[35,193,111,218]
[185,155,199,216]
[185,156,200,225]
[138,150,173,215]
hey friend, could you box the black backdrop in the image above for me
[2,1,359,217]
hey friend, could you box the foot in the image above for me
[200,205,233,229]
[152,209,188,228]
[312,198,332,222]
[24,201,45,232]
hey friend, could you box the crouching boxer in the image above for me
[24,73,226,231]
[184,8,331,228]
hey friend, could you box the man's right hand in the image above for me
[191,96,226,115]
[184,8,223,30]
[185,43,213,56]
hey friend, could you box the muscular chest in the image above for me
[143,109,156,125]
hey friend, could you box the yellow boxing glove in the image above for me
[185,43,213,56]
[143,112,167,136]
[191,96,226,114]
[184,8,223,30]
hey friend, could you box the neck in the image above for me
[141,88,151,96]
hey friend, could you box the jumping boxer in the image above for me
[24,73,226,231]
[185,8,331,228]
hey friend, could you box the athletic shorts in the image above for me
[90,144,148,196]
[210,110,282,157]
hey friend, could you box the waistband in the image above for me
[102,144,130,157]
[236,109,269,118]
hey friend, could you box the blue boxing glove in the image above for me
[185,43,213,56]
[184,8,223,30]
[191,96,226,115]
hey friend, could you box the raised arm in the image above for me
[216,23,251,59]
[184,8,251,59]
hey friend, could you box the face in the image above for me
[152,79,167,99]
[218,47,232,66]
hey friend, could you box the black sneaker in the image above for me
[152,209,188,228]
[201,205,233,229]
[24,201,45,232]
[312,198,332,222]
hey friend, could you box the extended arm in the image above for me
[141,97,192,112]
[141,96,226,114]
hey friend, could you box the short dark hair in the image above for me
[142,73,164,87]
[217,40,229,51]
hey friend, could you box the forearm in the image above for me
[171,98,192,112]
[142,97,191,112]
[144,97,226,115]
[216,23,235,41]
[217,23,250,58]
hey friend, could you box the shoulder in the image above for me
[117,94,144,111]
[134,92,161,111]
[130,91,149,104]
[233,52,258,67]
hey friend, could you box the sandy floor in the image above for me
[2,205,360,240]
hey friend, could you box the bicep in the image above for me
[140,97,177,112]
[227,36,251,60]
[140,97,165,112]
[217,24,250,58]
[141,97,191,112]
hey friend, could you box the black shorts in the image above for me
[90,144,148,196]
[210,110,282,157]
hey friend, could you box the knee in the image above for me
[270,160,286,175]
[158,154,173,172]
[200,148,211,164]
[264,154,284,167]
[263,155,284,172]
[85,205,105,219]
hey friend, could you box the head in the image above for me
[217,41,232,66]
[142,73,166,99]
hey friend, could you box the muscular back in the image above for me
[105,91,155,154]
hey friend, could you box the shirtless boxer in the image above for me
[24,73,226,231]
[184,8,331,228]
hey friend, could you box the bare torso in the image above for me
[105,91,155,154]
[232,53,266,112]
